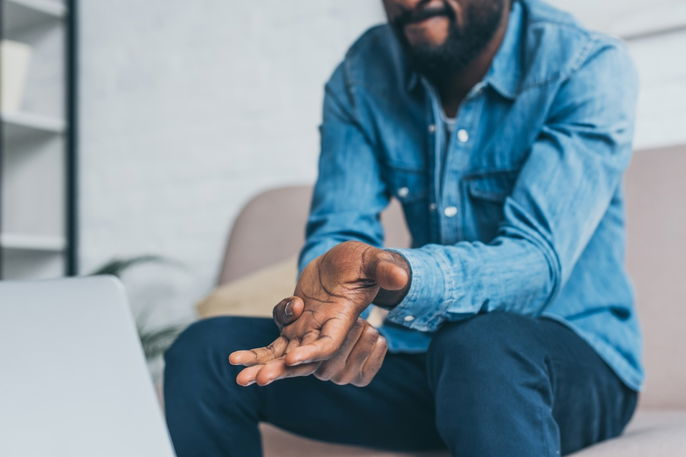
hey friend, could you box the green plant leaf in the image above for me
[138,323,187,360]
[89,255,173,277]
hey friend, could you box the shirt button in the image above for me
[404,315,415,322]
[429,202,437,211]
[397,187,409,198]
[428,124,436,133]
[457,129,469,143]
[444,206,458,217]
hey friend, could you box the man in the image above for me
[165,0,642,455]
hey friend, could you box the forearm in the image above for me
[384,235,555,332]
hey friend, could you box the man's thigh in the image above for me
[426,313,637,456]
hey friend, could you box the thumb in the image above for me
[272,296,304,329]
[370,251,410,291]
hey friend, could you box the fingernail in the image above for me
[284,300,293,318]
[245,380,255,387]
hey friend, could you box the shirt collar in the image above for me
[484,0,524,100]
[405,67,420,92]
[404,0,524,100]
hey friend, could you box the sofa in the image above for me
[199,144,686,456]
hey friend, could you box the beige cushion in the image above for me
[259,410,686,457]
[197,256,297,318]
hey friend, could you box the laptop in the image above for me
[0,276,176,457]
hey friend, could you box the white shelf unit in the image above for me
[1,0,76,280]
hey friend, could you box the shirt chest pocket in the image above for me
[462,170,519,242]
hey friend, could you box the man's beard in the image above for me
[391,0,506,84]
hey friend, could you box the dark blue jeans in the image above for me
[164,313,637,457]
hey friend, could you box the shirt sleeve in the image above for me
[298,62,390,274]
[386,42,639,332]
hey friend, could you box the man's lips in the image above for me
[405,15,449,30]
[395,6,451,28]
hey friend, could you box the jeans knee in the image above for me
[427,312,542,380]
[430,312,526,351]
[166,317,225,365]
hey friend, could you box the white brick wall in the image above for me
[80,1,686,320]
[548,0,686,149]
[628,29,686,149]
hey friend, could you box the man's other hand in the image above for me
[229,298,388,387]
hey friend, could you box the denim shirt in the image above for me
[299,0,643,390]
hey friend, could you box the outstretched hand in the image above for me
[228,241,410,386]
[229,297,388,386]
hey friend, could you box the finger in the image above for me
[285,315,352,366]
[354,336,388,387]
[255,358,320,386]
[254,358,288,386]
[229,336,288,366]
[331,325,379,385]
[315,319,366,381]
[235,364,263,386]
[272,296,305,329]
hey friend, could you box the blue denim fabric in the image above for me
[298,0,643,390]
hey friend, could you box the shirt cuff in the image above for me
[383,247,450,332]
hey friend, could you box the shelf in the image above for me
[2,111,65,143]
[1,233,66,252]
[1,0,75,280]
[3,0,66,35]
